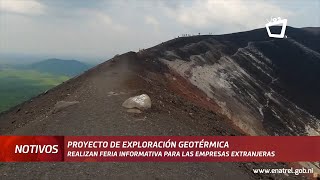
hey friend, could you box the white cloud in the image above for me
[97,12,127,32]
[78,9,127,32]
[145,15,160,30]
[0,0,317,60]
[0,0,45,15]
[165,0,293,30]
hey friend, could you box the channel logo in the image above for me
[265,17,287,38]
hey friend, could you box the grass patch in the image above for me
[0,68,69,112]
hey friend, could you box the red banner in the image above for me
[0,136,319,162]
[0,136,64,162]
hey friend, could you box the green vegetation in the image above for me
[0,68,69,112]
[0,58,92,113]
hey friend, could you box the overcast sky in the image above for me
[0,0,319,62]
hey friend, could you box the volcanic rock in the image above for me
[122,94,152,110]
[126,108,142,114]
[53,101,79,113]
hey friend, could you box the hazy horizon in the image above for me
[0,52,106,65]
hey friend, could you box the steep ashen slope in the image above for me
[149,27,320,136]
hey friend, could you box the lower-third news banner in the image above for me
[0,136,319,162]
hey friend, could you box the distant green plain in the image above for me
[0,68,69,112]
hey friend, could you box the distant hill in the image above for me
[29,58,92,76]
[0,64,10,70]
